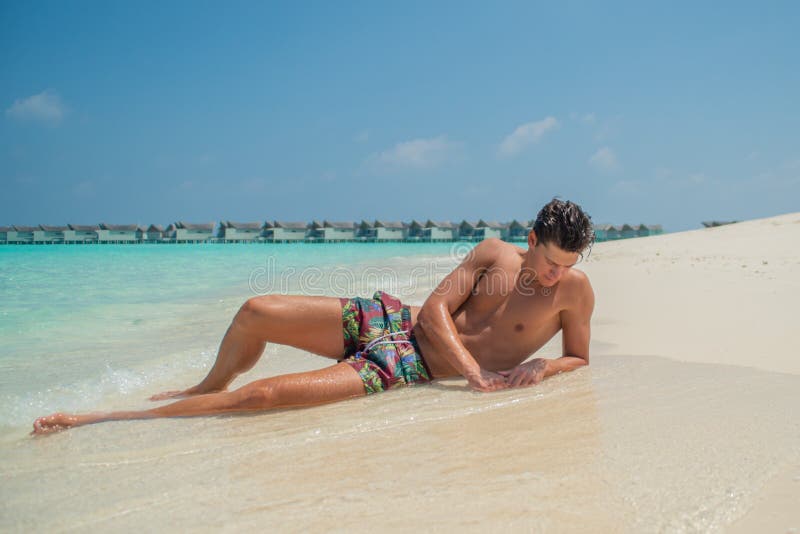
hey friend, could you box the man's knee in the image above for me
[236,295,282,331]
[234,383,275,410]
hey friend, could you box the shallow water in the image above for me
[2,244,799,532]
[2,353,798,532]
[0,243,461,426]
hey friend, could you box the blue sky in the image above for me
[2,1,798,232]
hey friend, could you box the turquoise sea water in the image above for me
[0,242,465,428]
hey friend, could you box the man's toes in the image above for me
[32,417,56,435]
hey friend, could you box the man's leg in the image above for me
[33,362,365,434]
[151,295,347,400]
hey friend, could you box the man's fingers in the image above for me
[513,372,527,387]
[480,378,506,392]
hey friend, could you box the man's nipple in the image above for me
[514,323,524,332]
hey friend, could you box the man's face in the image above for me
[531,240,580,287]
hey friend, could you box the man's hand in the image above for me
[466,369,508,392]
[497,358,548,388]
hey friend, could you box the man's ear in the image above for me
[528,229,538,248]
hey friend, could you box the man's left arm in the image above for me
[501,275,595,387]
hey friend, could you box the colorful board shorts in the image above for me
[339,291,433,394]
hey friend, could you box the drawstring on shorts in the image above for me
[354,330,412,359]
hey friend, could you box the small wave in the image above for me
[1,347,218,428]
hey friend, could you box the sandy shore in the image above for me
[584,212,799,375]
[582,211,800,531]
[4,213,799,532]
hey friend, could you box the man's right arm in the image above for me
[416,239,507,392]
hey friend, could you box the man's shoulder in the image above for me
[469,238,516,265]
[475,237,508,251]
[559,268,594,305]
[565,267,591,285]
[475,238,523,258]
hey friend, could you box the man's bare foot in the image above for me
[31,413,93,435]
[148,385,223,401]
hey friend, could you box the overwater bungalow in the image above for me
[174,222,215,243]
[0,226,10,244]
[35,225,67,243]
[593,224,615,241]
[145,224,164,242]
[65,224,99,243]
[98,224,142,243]
[458,220,479,241]
[356,220,375,240]
[475,220,508,241]
[619,224,637,239]
[218,221,263,242]
[423,221,456,241]
[266,221,309,242]
[507,220,531,241]
[310,221,356,242]
[406,220,425,240]
[1,218,665,245]
[163,223,177,241]
[11,225,37,244]
[373,221,408,241]
[636,224,663,237]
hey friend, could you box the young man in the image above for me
[33,199,595,434]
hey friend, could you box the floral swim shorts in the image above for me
[339,291,433,394]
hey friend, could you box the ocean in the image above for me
[0,242,465,428]
[1,243,798,532]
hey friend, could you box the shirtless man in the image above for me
[32,199,595,434]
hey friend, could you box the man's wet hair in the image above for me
[533,198,595,255]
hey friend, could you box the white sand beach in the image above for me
[584,212,800,375]
[2,212,799,532]
[581,212,800,532]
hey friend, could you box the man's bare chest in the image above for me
[454,271,561,341]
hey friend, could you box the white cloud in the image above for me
[498,116,559,157]
[6,90,66,123]
[582,113,596,124]
[589,147,618,171]
[368,135,458,170]
[355,130,370,143]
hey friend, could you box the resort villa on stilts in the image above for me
[0,220,666,245]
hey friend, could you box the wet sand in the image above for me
[4,352,799,532]
[3,212,799,532]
